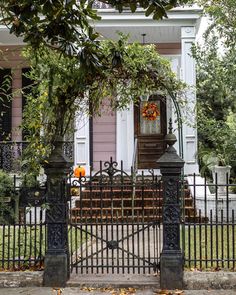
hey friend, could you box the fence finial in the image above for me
[165,118,177,148]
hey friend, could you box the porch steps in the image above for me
[70,183,205,223]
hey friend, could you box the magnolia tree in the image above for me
[0,1,188,172]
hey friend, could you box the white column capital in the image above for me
[181,26,196,39]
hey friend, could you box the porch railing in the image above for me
[0,141,74,173]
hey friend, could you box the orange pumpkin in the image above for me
[74,166,86,177]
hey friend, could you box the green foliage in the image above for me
[21,35,185,173]
[197,0,236,48]
[20,173,40,188]
[0,170,14,197]
[193,33,236,174]
[0,170,15,224]
[0,0,190,56]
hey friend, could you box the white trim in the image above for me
[116,104,134,171]
[181,26,199,174]
[74,113,90,174]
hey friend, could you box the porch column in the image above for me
[11,68,22,142]
[116,104,134,170]
[181,26,199,174]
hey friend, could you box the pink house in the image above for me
[0,5,202,175]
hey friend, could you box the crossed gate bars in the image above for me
[43,133,184,288]
[68,159,162,274]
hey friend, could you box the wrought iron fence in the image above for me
[0,165,236,272]
[0,174,47,271]
[68,159,162,274]
[0,210,46,271]
[181,173,236,270]
[0,141,74,172]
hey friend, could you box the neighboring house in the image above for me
[0,4,202,175]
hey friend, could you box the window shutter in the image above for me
[0,69,12,141]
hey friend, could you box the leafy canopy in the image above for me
[192,33,236,171]
[0,0,190,57]
[0,1,189,172]
[197,0,236,48]
[21,35,185,173]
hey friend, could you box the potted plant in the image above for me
[198,119,236,195]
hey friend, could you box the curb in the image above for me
[184,272,236,290]
[67,274,159,289]
[0,271,236,289]
[0,271,43,287]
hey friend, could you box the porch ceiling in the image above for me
[0,7,201,45]
[93,7,202,44]
[96,25,181,44]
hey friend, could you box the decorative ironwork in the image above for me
[165,177,179,203]
[19,187,46,207]
[163,224,179,250]
[63,141,74,161]
[107,240,119,250]
[69,159,162,274]
[0,141,74,172]
[46,178,69,253]
[163,205,180,224]
[0,142,25,172]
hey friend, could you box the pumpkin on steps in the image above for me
[74,166,86,177]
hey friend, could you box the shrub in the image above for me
[0,170,15,223]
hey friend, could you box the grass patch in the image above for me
[0,224,46,271]
[0,224,80,271]
[181,224,236,270]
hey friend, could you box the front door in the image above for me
[134,95,167,169]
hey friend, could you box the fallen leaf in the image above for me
[158,290,172,295]
[174,291,184,295]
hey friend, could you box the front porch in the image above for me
[72,7,201,175]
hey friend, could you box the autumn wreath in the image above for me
[142,102,160,121]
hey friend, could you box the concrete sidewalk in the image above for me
[0,287,236,295]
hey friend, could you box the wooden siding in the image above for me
[156,43,181,55]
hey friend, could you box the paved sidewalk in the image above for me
[0,288,236,295]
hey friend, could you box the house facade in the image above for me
[0,5,202,175]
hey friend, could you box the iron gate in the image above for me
[68,159,162,274]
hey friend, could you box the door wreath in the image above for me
[142,102,160,121]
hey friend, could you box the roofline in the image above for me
[95,6,203,19]
[92,6,203,30]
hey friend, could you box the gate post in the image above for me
[157,120,185,289]
[43,139,72,287]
